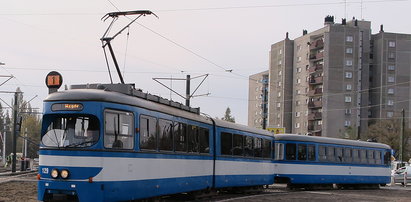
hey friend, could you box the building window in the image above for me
[345,109,352,115]
[278,60,282,65]
[278,81,282,87]
[279,70,282,76]
[296,100,301,106]
[277,114,281,118]
[388,52,396,59]
[344,120,351,127]
[295,123,300,128]
[296,90,301,95]
[297,78,301,84]
[346,59,353,66]
[388,76,395,83]
[345,96,352,103]
[279,49,283,54]
[346,47,353,54]
[297,67,302,73]
[297,56,302,62]
[387,100,394,106]
[297,45,301,51]
[387,112,394,118]
[346,35,353,42]
[318,120,323,125]
[388,65,395,71]
[388,88,394,94]
[345,72,353,78]
[277,102,281,108]
[278,92,281,97]
[346,84,352,90]
[388,41,396,47]
[295,112,301,117]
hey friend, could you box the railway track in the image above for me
[0,170,37,184]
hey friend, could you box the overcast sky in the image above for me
[0,0,410,125]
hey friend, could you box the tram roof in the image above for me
[44,84,273,136]
[274,134,391,149]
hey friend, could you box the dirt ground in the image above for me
[0,181,38,202]
[2,179,411,202]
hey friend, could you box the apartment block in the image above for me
[248,70,269,129]
[249,16,411,138]
[370,29,411,126]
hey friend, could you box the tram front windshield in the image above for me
[41,115,100,148]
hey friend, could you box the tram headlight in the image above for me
[51,169,59,179]
[61,169,70,179]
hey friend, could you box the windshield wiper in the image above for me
[64,140,97,148]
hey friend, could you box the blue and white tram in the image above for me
[273,134,392,189]
[38,84,274,201]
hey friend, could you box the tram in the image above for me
[37,83,275,201]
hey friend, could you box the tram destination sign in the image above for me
[52,103,84,111]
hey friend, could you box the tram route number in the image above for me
[42,167,49,174]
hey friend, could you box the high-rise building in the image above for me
[248,70,269,129]
[248,16,411,138]
[370,28,411,125]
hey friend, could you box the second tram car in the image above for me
[273,134,392,189]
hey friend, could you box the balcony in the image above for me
[309,76,323,85]
[308,100,322,108]
[308,124,322,131]
[308,112,322,120]
[308,88,323,96]
[308,64,323,73]
[309,52,324,61]
[310,39,324,50]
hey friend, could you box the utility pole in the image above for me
[11,88,21,173]
[400,109,405,164]
[185,75,191,107]
[2,120,5,164]
[153,74,209,107]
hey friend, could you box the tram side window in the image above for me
[384,151,391,165]
[375,151,382,164]
[139,115,157,150]
[298,144,307,160]
[233,134,244,156]
[221,132,232,155]
[343,148,352,163]
[307,145,315,161]
[326,147,335,162]
[174,122,187,152]
[367,150,375,164]
[360,149,367,164]
[352,149,360,163]
[285,143,296,160]
[336,147,343,163]
[105,111,134,150]
[158,119,173,151]
[254,138,262,158]
[244,136,254,157]
[199,127,210,154]
[262,139,271,158]
[319,146,327,162]
[275,143,284,160]
[187,125,199,153]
